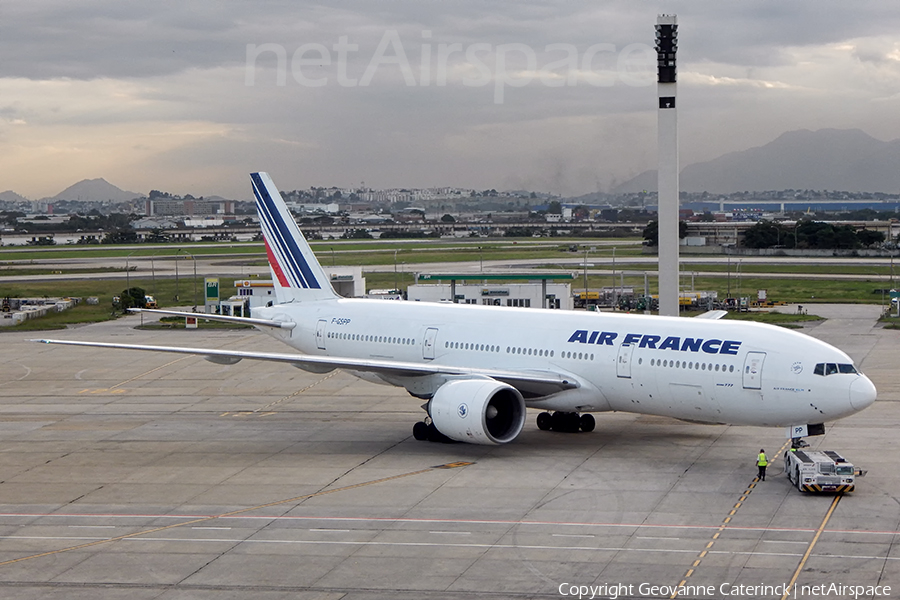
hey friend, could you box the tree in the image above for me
[742,220,785,248]
[857,229,885,247]
[547,200,562,215]
[144,228,170,243]
[102,227,138,244]
[340,228,373,240]
[440,213,456,223]
[642,220,687,246]
[118,287,147,310]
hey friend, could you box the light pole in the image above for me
[583,246,590,295]
[611,247,617,308]
[125,249,138,291]
[174,249,197,309]
[726,256,731,299]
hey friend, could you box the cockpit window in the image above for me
[814,362,858,376]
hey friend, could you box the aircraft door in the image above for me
[423,327,438,360]
[316,319,327,350]
[616,342,634,378]
[742,351,766,389]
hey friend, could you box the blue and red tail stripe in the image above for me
[251,172,321,289]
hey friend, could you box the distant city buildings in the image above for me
[146,197,234,217]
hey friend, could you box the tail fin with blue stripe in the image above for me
[250,172,338,304]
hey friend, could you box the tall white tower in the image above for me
[656,14,679,316]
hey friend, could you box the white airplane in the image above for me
[34,172,877,445]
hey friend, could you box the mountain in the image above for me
[614,129,900,194]
[49,178,141,202]
[0,190,29,203]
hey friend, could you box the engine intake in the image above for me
[430,379,526,445]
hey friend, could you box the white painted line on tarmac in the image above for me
[5,512,900,539]
[7,533,899,562]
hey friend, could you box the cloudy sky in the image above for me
[3,1,900,200]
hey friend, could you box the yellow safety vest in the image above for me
[757,453,768,466]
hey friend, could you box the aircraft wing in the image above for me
[695,310,728,320]
[30,338,579,397]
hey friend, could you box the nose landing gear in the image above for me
[536,411,595,433]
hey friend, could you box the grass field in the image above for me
[1,238,897,331]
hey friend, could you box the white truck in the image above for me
[784,449,859,493]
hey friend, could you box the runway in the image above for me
[0,304,897,599]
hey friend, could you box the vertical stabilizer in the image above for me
[250,172,338,303]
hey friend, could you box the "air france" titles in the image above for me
[567,330,741,355]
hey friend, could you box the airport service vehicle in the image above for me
[785,449,859,493]
[33,173,878,447]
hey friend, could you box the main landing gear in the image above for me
[412,419,454,443]
[536,411,595,433]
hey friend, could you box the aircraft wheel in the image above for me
[551,411,580,433]
[426,422,454,443]
[579,413,596,433]
[413,421,429,441]
[536,412,552,431]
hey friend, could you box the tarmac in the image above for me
[0,303,897,600]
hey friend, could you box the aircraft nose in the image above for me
[849,376,877,411]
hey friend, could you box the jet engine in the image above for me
[430,379,526,445]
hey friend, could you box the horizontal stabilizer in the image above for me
[129,308,295,329]
[695,310,728,320]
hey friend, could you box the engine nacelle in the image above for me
[430,379,526,445]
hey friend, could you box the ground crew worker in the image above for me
[757,449,769,481]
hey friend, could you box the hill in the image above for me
[49,178,141,202]
[614,129,900,194]
[0,190,30,203]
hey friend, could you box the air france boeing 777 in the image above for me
[34,172,877,445]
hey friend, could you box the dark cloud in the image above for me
[3,0,900,197]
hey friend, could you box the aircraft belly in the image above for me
[527,385,611,412]
[610,378,657,413]
[666,383,722,420]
